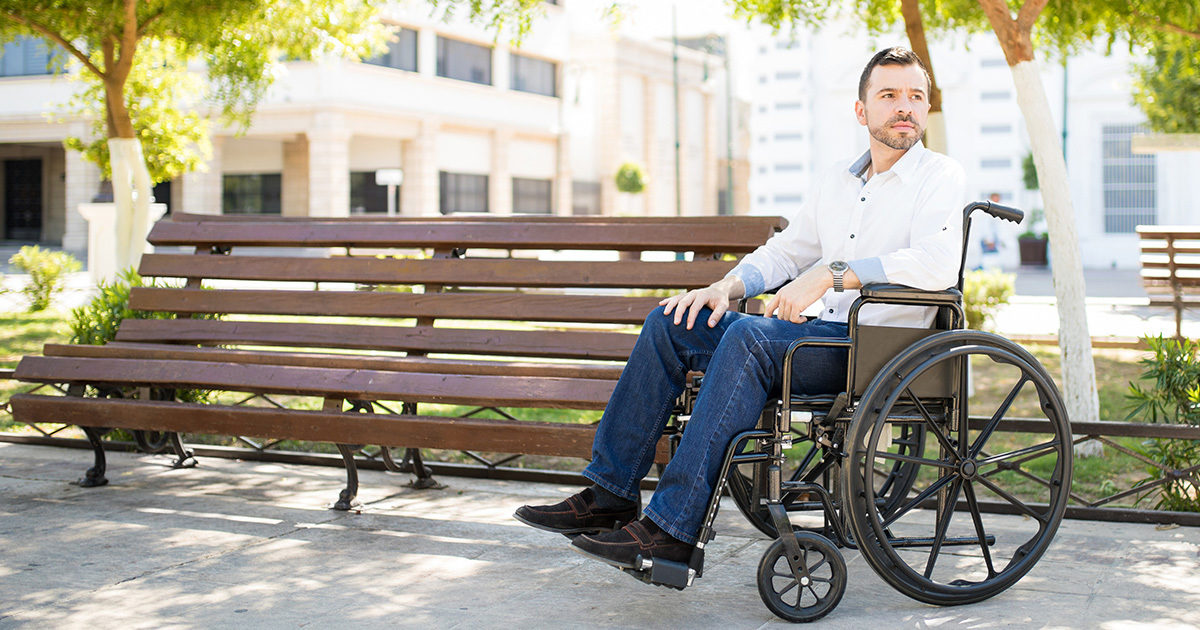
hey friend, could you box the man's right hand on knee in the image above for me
[659,276,745,330]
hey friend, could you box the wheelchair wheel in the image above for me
[727,422,926,539]
[757,531,846,623]
[843,330,1072,606]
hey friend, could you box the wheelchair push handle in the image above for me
[966,200,1024,224]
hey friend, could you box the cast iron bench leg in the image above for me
[333,443,361,511]
[67,384,109,488]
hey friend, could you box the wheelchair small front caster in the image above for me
[757,531,846,623]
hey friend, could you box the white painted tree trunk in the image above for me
[107,138,154,273]
[1009,61,1102,457]
[924,111,948,154]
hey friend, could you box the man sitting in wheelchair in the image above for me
[518,46,963,577]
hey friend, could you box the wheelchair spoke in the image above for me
[970,375,1030,459]
[978,439,1060,468]
[882,472,956,528]
[904,386,959,461]
[776,578,799,598]
[924,477,964,579]
[963,481,997,578]
[874,450,956,470]
[975,474,1049,524]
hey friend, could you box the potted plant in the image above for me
[1018,208,1048,266]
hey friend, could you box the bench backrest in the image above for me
[1136,226,1200,291]
[124,214,785,363]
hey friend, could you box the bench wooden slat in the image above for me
[41,343,626,380]
[10,394,614,459]
[146,220,778,253]
[127,287,672,325]
[115,319,639,361]
[1136,226,1200,239]
[14,356,616,409]
[138,253,737,288]
[1139,245,1200,256]
[169,211,787,229]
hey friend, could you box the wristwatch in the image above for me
[828,260,849,292]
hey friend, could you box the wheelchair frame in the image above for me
[628,201,1075,623]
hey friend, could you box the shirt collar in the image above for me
[847,141,927,183]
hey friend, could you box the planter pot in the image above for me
[1018,236,1048,266]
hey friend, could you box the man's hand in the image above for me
[660,276,744,329]
[763,266,834,323]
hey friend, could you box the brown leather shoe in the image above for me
[571,518,693,570]
[513,488,638,536]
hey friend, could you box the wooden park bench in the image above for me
[1136,226,1200,338]
[9,212,784,508]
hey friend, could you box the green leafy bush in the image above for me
[615,162,646,194]
[962,269,1014,331]
[70,268,214,403]
[8,245,82,312]
[1126,335,1200,512]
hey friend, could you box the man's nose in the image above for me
[894,95,914,113]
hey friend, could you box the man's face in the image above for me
[855,63,930,151]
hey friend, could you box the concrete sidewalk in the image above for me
[2,442,1198,629]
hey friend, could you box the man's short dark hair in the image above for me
[857,47,930,102]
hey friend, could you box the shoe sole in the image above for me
[570,542,639,570]
[512,510,623,536]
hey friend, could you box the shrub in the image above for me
[8,245,82,312]
[962,269,1014,331]
[70,268,214,403]
[1125,335,1200,512]
[615,162,646,194]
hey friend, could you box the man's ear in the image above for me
[854,100,867,126]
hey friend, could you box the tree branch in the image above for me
[1015,0,1049,32]
[137,7,167,37]
[1,12,104,77]
[1131,9,1200,41]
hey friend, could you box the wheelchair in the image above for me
[627,200,1074,623]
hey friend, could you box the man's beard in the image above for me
[868,114,923,150]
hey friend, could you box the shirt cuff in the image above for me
[848,257,887,286]
[727,264,765,298]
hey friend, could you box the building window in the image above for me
[512,177,552,214]
[980,158,1012,169]
[439,171,488,213]
[774,164,804,172]
[437,36,492,85]
[350,171,399,214]
[981,58,1007,68]
[981,124,1012,134]
[365,28,418,72]
[774,132,804,141]
[572,180,601,216]
[1102,123,1156,233]
[774,194,804,204]
[511,53,557,97]
[980,90,1011,101]
[775,71,802,80]
[0,36,59,77]
[222,174,281,215]
[775,102,804,110]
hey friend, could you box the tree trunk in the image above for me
[1009,60,1103,457]
[899,0,948,153]
[107,138,154,273]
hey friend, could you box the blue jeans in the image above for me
[582,306,850,544]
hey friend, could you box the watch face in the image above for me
[830,261,849,272]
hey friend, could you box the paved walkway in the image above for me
[2,442,1198,629]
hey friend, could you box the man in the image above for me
[514,47,966,573]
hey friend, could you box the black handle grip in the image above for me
[973,200,1024,224]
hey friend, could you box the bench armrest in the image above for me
[859,283,962,305]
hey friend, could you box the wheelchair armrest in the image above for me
[859,283,962,304]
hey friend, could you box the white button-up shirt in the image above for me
[729,142,966,329]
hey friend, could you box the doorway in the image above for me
[4,159,43,240]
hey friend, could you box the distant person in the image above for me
[977,192,1006,270]
[515,47,966,578]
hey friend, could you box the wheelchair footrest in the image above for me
[620,556,697,590]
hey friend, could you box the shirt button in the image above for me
[860,197,866,201]
[850,234,855,239]
[828,309,834,313]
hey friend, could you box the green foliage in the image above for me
[962,269,1014,331]
[1125,335,1200,512]
[68,268,211,345]
[1022,152,1039,191]
[8,246,82,312]
[1133,33,1200,134]
[615,162,646,194]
